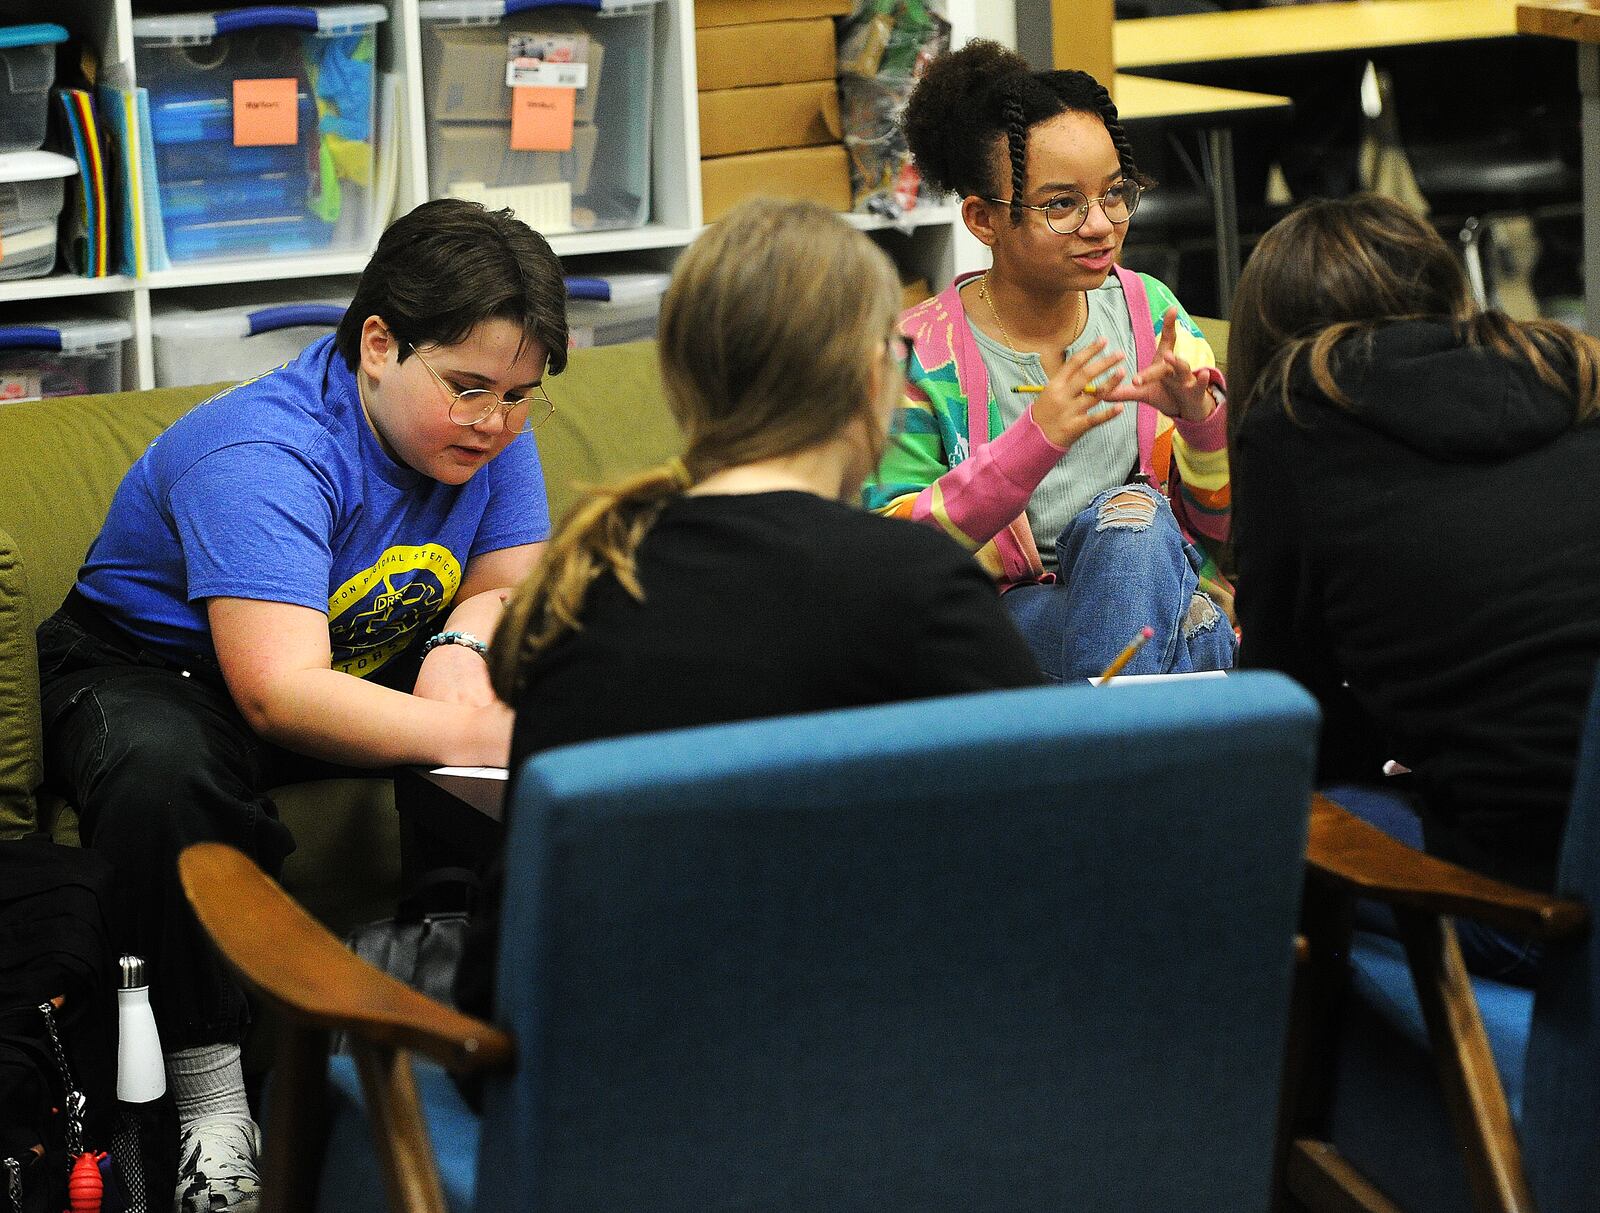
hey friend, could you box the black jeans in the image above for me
[36,604,360,1050]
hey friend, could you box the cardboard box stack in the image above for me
[696,0,855,223]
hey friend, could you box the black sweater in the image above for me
[456,491,1041,1043]
[1235,320,1600,890]
[509,490,1043,763]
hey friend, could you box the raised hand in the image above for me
[1030,337,1127,449]
[1098,306,1217,423]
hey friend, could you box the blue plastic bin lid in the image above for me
[0,24,69,50]
[247,303,347,334]
[564,271,671,305]
[0,317,133,353]
[133,5,387,42]
[151,301,349,340]
[419,0,662,21]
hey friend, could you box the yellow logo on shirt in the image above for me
[328,544,461,677]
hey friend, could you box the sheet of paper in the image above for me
[233,78,299,147]
[511,86,576,151]
[1089,670,1229,687]
[430,766,510,780]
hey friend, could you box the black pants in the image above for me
[36,604,364,1050]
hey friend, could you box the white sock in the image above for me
[166,1044,250,1123]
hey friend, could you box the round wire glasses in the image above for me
[983,180,1144,236]
[408,342,555,434]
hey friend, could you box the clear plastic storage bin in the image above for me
[419,0,662,235]
[132,5,386,264]
[151,300,349,388]
[0,317,135,402]
[564,271,668,347]
[0,150,76,229]
[0,25,68,155]
[0,222,58,281]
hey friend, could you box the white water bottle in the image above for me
[116,955,166,1102]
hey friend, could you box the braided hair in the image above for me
[902,40,1152,225]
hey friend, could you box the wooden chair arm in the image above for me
[178,842,513,1073]
[1307,793,1587,941]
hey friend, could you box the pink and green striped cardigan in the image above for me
[863,266,1234,618]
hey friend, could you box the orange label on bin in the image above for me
[233,78,299,147]
[510,86,575,152]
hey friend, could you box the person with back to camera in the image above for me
[1229,193,1600,981]
[863,40,1236,684]
[34,198,567,1211]
[452,197,1045,1034]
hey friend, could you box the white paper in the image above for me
[1089,670,1229,687]
[429,766,510,780]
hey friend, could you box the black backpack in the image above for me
[0,837,118,1213]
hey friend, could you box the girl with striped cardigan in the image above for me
[865,42,1234,681]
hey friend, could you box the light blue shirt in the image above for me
[972,276,1138,567]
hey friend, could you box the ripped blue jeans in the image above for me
[1001,483,1237,683]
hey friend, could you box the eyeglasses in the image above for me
[983,180,1144,236]
[407,342,554,433]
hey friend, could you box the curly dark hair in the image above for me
[902,40,1151,225]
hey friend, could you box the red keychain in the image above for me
[66,1150,105,1213]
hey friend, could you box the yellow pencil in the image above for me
[1013,381,1103,395]
[1096,626,1154,684]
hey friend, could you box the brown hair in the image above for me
[1228,194,1600,431]
[336,198,569,376]
[489,197,902,701]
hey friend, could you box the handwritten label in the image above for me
[511,86,576,152]
[233,78,299,147]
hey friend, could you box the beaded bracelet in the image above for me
[420,630,489,659]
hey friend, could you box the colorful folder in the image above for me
[54,88,109,277]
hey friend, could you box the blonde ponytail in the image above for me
[490,196,901,704]
[489,459,692,701]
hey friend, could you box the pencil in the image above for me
[1013,382,1099,395]
[1097,626,1154,684]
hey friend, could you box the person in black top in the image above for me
[1228,194,1600,978]
[491,197,1042,754]
[454,198,1042,1031]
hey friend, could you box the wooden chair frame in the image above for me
[192,796,1569,1213]
[1282,794,1588,1213]
[178,843,512,1213]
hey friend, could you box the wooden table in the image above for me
[1113,0,1526,316]
[1112,74,1292,313]
[1117,0,1519,70]
[1519,0,1600,334]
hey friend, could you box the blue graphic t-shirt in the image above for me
[77,335,551,678]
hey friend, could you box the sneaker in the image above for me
[174,1113,262,1213]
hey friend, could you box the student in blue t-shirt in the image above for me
[34,198,567,1213]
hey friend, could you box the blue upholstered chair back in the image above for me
[1523,666,1600,1211]
[474,674,1319,1212]
[1324,663,1600,1213]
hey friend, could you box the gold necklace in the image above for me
[976,272,1087,353]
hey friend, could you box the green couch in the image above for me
[0,340,682,931]
[0,314,1231,931]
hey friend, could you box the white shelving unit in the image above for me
[2,0,976,390]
